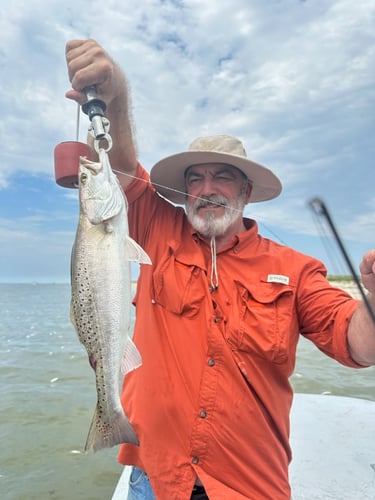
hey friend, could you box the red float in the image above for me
[54,141,94,188]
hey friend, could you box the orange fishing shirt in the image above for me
[118,163,362,499]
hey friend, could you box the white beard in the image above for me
[186,192,247,238]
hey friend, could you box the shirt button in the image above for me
[199,410,207,418]
[151,299,156,304]
[192,456,199,464]
[213,316,220,323]
[208,358,215,367]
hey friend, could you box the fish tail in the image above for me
[84,406,139,452]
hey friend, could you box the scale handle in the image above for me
[81,86,107,139]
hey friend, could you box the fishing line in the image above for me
[113,167,374,322]
[112,169,236,209]
[77,101,285,243]
[76,103,80,142]
[76,94,285,243]
[112,168,286,244]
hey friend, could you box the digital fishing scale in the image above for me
[54,86,110,188]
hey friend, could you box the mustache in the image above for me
[194,195,228,209]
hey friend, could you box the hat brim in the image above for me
[150,151,282,204]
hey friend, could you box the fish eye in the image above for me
[80,172,88,184]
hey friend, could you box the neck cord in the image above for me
[210,236,219,292]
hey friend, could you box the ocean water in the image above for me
[1,283,374,500]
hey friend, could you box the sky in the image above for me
[0,0,374,283]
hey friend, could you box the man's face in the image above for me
[184,163,251,238]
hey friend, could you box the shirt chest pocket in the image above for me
[152,247,207,318]
[230,280,295,364]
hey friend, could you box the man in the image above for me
[65,39,375,500]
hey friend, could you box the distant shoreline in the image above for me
[327,275,360,283]
[0,275,361,286]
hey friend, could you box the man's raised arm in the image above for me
[65,38,137,190]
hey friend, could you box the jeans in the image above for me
[127,466,156,500]
[126,466,209,499]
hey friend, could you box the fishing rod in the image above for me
[309,197,375,325]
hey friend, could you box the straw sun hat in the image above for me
[150,135,282,205]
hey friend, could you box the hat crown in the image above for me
[189,135,247,159]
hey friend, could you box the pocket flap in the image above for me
[235,279,293,305]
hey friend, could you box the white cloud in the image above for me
[0,0,374,280]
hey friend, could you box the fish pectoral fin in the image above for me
[121,337,142,375]
[125,235,152,265]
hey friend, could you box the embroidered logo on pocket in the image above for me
[267,274,290,285]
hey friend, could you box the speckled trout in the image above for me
[70,148,151,451]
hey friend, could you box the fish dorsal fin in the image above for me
[125,235,152,264]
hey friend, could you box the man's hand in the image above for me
[359,249,375,295]
[65,39,127,108]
